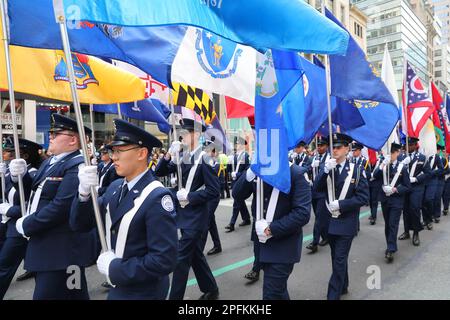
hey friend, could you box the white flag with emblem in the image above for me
[171,27,257,106]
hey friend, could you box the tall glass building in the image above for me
[352,0,428,95]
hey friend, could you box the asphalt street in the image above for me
[4,197,450,300]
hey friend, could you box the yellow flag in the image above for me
[0,22,145,104]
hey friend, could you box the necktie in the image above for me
[336,164,342,175]
[118,183,128,203]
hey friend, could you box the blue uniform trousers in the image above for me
[434,181,445,218]
[262,263,294,300]
[230,198,250,225]
[33,268,89,300]
[381,202,402,252]
[169,229,218,300]
[327,234,353,300]
[252,240,261,273]
[422,184,436,224]
[403,186,424,233]
[312,198,328,245]
[207,197,221,249]
[0,237,27,299]
[442,179,450,211]
[369,184,381,220]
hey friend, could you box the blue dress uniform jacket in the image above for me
[373,161,411,206]
[155,149,220,232]
[228,152,250,186]
[20,151,97,272]
[232,165,311,264]
[97,161,121,196]
[70,170,178,300]
[291,153,312,170]
[314,160,369,237]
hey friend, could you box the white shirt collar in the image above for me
[190,146,203,158]
[124,169,148,191]
[51,151,73,165]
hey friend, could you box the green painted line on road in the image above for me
[187,208,373,287]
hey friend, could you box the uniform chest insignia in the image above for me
[162,195,174,212]
[133,190,139,194]
[351,178,355,183]
[47,177,63,181]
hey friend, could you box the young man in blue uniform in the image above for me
[9,114,95,300]
[373,142,411,263]
[155,118,220,300]
[398,137,430,246]
[313,133,369,300]
[71,119,178,300]
[232,161,311,299]
[0,138,41,299]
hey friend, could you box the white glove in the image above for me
[255,219,272,243]
[96,251,117,277]
[91,157,98,165]
[15,216,26,236]
[0,163,7,175]
[324,158,337,173]
[401,156,411,165]
[9,159,27,177]
[329,200,340,212]
[169,141,182,156]
[78,165,99,197]
[0,202,12,216]
[311,159,320,168]
[410,177,417,184]
[246,168,256,182]
[382,155,391,166]
[231,172,237,180]
[176,188,189,208]
[382,185,394,196]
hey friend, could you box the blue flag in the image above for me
[311,56,365,133]
[340,99,400,150]
[325,9,396,105]
[8,0,186,86]
[251,50,303,194]
[446,94,450,120]
[61,0,349,54]
[93,99,171,134]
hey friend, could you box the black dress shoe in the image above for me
[434,218,440,224]
[443,210,448,216]
[239,220,251,227]
[426,223,433,230]
[16,271,35,282]
[412,232,420,246]
[225,224,235,233]
[306,243,318,253]
[341,288,349,295]
[318,239,329,246]
[398,232,410,240]
[369,218,376,225]
[199,289,219,300]
[101,281,113,289]
[207,247,222,255]
[385,251,394,263]
[244,270,260,282]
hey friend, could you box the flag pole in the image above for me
[53,0,108,253]
[168,91,182,191]
[404,54,409,157]
[321,3,336,201]
[0,96,5,203]
[1,0,27,217]
[89,103,95,154]
[117,103,122,119]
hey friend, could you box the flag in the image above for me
[402,61,435,137]
[171,27,256,106]
[93,99,170,133]
[251,50,303,194]
[225,97,254,119]
[312,56,365,133]
[446,93,450,119]
[8,0,187,86]
[380,44,399,155]
[0,44,145,104]
[418,119,437,157]
[61,0,349,54]
[325,9,396,105]
[171,83,217,125]
[431,82,450,151]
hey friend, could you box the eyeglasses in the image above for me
[110,146,142,157]
[48,131,75,139]
[332,145,345,150]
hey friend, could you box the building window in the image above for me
[435,60,442,67]
[435,71,442,78]
[340,5,345,23]
[353,23,363,38]
[435,49,442,57]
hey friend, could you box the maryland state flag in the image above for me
[171,82,216,125]
[1,21,145,104]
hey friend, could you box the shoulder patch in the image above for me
[161,195,174,212]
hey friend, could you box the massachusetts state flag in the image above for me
[402,61,434,137]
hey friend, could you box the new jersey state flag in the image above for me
[1,21,145,104]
